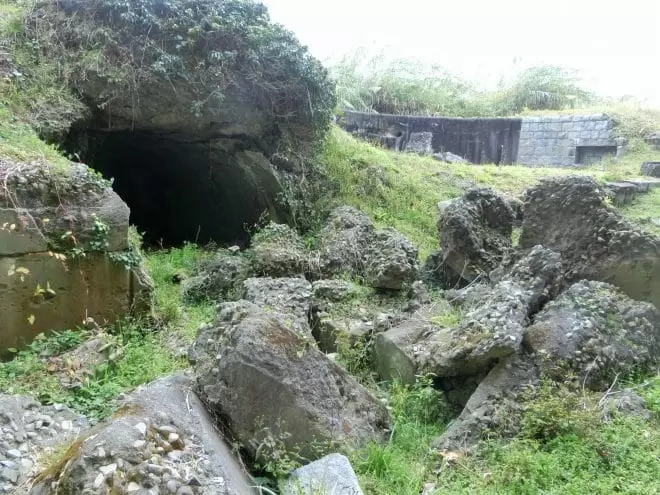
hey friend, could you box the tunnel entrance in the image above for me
[63,128,285,247]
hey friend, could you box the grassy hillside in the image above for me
[0,123,658,493]
[321,126,660,257]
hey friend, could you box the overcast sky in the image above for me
[261,0,660,107]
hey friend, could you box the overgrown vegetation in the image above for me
[332,50,639,118]
[349,377,451,495]
[2,0,336,147]
[343,375,660,495]
[0,1,658,491]
[146,241,216,333]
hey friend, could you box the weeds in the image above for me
[0,320,185,419]
[349,377,450,495]
[145,242,216,336]
[347,377,660,494]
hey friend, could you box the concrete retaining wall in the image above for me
[339,111,624,167]
[0,163,152,357]
[340,111,521,164]
[518,115,620,167]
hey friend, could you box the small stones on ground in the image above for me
[93,472,105,489]
[0,469,19,484]
[5,450,21,460]
[147,464,167,475]
[134,422,148,436]
[157,425,179,436]
[127,481,142,492]
[99,463,118,477]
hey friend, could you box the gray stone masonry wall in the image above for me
[518,114,619,167]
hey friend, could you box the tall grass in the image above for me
[331,51,596,118]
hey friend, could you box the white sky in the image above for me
[261,0,660,107]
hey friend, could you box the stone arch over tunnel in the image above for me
[62,127,288,247]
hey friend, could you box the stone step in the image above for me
[605,182,638,206]
[641,161,660,178]
[620,179,660,192]
[605,179,660,206]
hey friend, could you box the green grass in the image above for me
[349,378,451,495]
[347,376,660,495]
[322,127,658,258]
[0,103,70,166]
[431,418,660,495]
[620,188,660,237]
[145,242,216,338]
[0,321,185,419]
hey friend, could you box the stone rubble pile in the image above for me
[2,174,658,492]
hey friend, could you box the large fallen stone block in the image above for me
[364,228,419,290]
[419,246,563,378]
[524,280,660,389]
[242,276,312,321]
[189,301,391,460]
[0,254,150,357]
[181,251,250,303]
[641,161,660,177]
[432,354,538,452]
[318,206,375,277]
[438,188,515,282]
[434,279,660,452]
[250,222,309,278]
[318,206,418,290]
[374,317,435,385]
[0,161,152,356]
[520,175,660,308]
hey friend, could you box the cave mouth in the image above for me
[63,128,284,248]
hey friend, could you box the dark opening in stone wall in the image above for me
[63,129,285,247]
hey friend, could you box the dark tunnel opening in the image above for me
[63,129,282,247]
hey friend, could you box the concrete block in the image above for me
[0,253,141,355]
[623,180,652,193]
[641,162,660,177]
[0,209,48,255]
[283,454,364,495]
[593,120,608,131]
[605,182,637,206]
